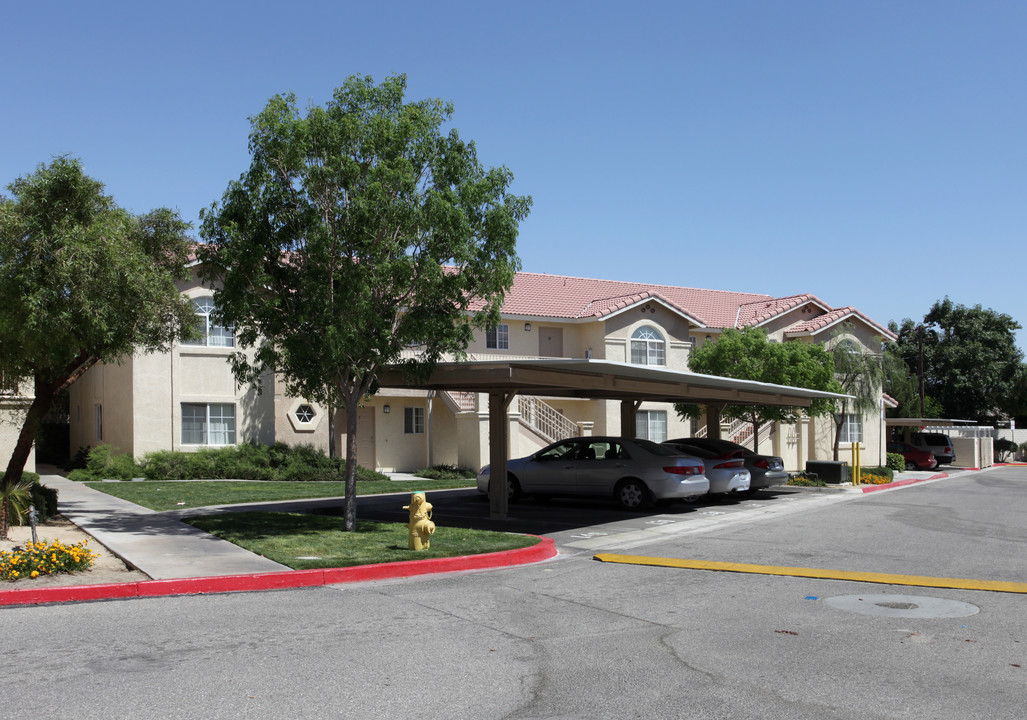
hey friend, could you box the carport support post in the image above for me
[706,404,723,440]
[489,391,516,520]
[620,400,642,438]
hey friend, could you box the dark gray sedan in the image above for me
[665,437,787,492]
[477,436,709,509]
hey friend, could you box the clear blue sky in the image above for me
[4,1,1025,350]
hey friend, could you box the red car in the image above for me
[888,441,938,471]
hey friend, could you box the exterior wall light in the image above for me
[524,323,531,332]
[383,404,391,414]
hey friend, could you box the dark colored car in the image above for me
[887,441,939,471]
[665,437,788,492]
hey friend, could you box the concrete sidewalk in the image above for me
[40,475,291,579]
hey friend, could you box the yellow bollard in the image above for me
[403,491,436,551]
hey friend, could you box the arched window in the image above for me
[183,296,234,347]
[630,326,666,366]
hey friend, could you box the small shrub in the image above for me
[861,466,893,480]
[787,473,826,487]
[356,465,390,482]
[886,453,906,472]
[140,451,192,481]
[64,446,91,472]
[415,464,477,481]
[80,444,141,481]
[29,484,58,523]
[0,539,98,581]
[994,438,1017,462]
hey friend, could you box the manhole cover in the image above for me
[824,594,979,618]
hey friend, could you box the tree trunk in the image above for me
[832,419,843,461]
[3,381,58,486]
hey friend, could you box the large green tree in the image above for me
[198,75,531,532]
[0,157,194,537]
[889,298,1024,422]
[676,327,839,452]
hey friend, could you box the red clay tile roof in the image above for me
[487,271,771,327]
[480,270,893,338]
[783,306,896,339]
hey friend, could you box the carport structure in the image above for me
[376,359,849,519]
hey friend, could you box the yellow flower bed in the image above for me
[0,539,99,581]
[858,473,892,485]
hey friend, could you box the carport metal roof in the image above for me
[376,359,851,519]
[377,358,848,407]
[886,418,978,427]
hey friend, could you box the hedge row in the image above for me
[67,443,388,483]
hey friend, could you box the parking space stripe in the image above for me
[592,554,1027,594]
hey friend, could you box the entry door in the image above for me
[355,406,376,470]
[539,327,564,358]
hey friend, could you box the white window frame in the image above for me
[486,324,510,350]
[630,326,666,366]
[838,413,863,443]
[182,296,235,347]
[404,406,425,434]
[181,403,237,445]
[636,409,667,443]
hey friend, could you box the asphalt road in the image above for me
[2,468,1024,719]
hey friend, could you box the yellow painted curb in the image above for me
[593,554,1027,594]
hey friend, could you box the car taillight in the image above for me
[714,460,744,469]
[665,465,703,476]
[945,447,951,453]
[752,459,770,469]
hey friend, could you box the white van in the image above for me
[909,432,956,465]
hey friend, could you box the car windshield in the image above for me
[536,441,581,460]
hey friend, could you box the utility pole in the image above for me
[918,324,926,418]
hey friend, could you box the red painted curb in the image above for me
[0,536,557,608]
[860,473,949,493]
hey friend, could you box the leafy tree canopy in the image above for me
[0,157,194,528]
[675,327,839,451]
[197,74,531,530]
[889,298,1024,422]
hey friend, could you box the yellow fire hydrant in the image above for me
[403,491,436,551]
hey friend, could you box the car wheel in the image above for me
[507,475,523,503]
[905,460,917,471]
[615,479,651,510]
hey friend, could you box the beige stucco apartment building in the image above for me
[66,268,895,475]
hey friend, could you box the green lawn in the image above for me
[185,511,537,569]
[84,479,476,512]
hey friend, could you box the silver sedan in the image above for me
[663,442,750,495]
[477,436,709,510]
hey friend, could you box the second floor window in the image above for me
[486,324,509,350]
[183,296,234,347]
[630,326,666,366]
